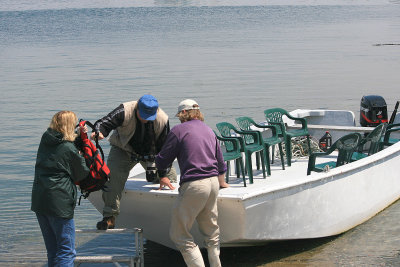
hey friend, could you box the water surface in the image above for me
[1,0,400,266]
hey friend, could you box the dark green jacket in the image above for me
[31,128,89,219]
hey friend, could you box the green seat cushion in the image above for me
[314,161,337,172]
[351,152,368,161]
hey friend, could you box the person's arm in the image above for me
[155,131,179,190]
[215,137,229,188]
[215,137,227,175]
[69,147,90,183]
[218,174,229,188]
[155,131,179,170]
[155,121,173,177]
[92,104,125,139]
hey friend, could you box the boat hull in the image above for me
[89,142,400,249]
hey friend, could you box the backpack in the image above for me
[74,120,110,202]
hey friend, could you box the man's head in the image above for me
[137,95,159,122]
[176,99,204,122]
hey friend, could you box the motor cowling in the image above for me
[360,95,388,127]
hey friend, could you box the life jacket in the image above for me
[74,120,110,202]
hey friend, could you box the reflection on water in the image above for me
[144,199,400,266]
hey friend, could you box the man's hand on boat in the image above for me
[90,132,104,140]
[159,177,175,190]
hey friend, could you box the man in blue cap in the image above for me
[91,94,177,230]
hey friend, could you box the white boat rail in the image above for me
[74,228,144,267]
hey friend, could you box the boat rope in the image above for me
[273,136,322,159]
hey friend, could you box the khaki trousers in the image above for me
[102,145,177,217]
[170,176,220,253]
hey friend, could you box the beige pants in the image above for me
[103,145,177,217]
[170,176,220,253]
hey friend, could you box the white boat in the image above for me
[88,109,400,250]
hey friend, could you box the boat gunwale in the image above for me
[227,140,400,202]
[123,139,400,203]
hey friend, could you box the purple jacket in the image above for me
[155,119,226,185]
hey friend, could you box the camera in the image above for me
[146,161,158,182]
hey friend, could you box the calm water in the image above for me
[1,0,400,266]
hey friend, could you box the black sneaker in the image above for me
[96,216,115,230]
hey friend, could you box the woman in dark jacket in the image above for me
[31,111,89,267]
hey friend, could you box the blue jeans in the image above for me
[36,213,76,267]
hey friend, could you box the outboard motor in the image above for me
[360,95,388,127]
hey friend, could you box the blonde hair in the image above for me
[49,111,78,141]
[177,109,204,123]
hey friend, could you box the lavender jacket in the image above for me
[155,119,226,185]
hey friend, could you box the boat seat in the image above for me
[307,133,362,175]
[214,131,247,186]
[380,123,400,149]
[216,122,267,184]
[264,108,311,167]
[351,123,386,161]
[235,116,285,176]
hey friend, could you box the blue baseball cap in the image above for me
[138,95,159,121]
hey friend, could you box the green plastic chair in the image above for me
[264,108,311,167]
[214,131,247,187]
[235,116,285,176]
[351,123,386,161]
[307,133,362,175]
[216,122,267,184]
[380,123,400,149]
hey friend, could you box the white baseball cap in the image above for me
[176,99,200,116]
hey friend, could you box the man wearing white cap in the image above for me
[91,94,176,230]
[156,99,226,267]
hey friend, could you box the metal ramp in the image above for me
[74,228,144,267]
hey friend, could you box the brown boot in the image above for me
[96,216,115,230]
